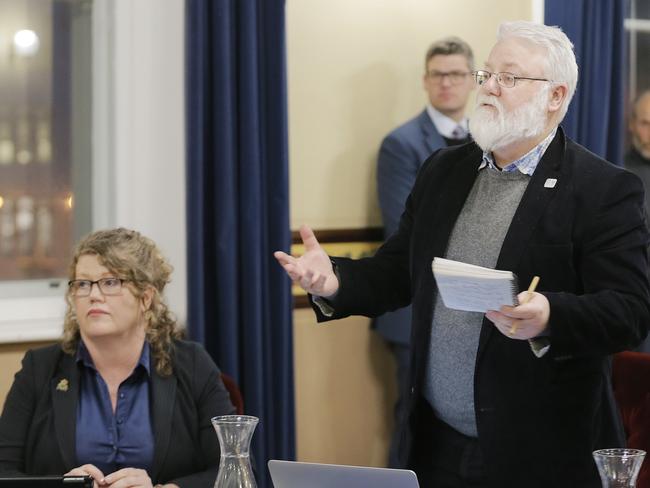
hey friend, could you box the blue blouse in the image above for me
[75,341,154,476]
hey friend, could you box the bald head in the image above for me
[630,90,650,159]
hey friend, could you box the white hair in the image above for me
[497,21,578,123]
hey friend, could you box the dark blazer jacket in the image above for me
[0,339,236,488]
[317,128,650,487]
[625,148,650,354]
[375,110,446,345]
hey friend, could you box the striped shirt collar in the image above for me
[478,127,557,175]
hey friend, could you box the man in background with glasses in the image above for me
[276,21,650,487]
[374,36,475,468]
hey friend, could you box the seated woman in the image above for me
[0,228,236,488]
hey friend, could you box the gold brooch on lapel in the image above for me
[56,379,69,392]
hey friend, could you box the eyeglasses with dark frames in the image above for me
[68,277,129,297]
[472,69,552,88]
[426,70,472,85]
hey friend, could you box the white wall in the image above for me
[287,0,534,230]
[95,0,187,326]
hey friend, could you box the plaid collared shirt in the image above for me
[478,128,557,175]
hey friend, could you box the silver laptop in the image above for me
[268,460,420,488]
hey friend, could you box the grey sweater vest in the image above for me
[423,167,530,437]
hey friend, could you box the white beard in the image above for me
[469,85,550,153]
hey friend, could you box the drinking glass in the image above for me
[212,415,259,488]
[593,448,646,487]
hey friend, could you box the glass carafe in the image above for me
[212,415,259,488]
[593,448,646,487]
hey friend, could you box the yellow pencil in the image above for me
[509,276,540,335]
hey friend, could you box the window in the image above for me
[0,0,187,342]
[626,1,650,103]
[0,0,93,342]
[0,0,92,286]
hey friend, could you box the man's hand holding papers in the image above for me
[432,258,550,340]
[486,291,550,340]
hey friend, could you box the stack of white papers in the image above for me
[432,257,519,313]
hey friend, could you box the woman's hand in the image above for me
[102,468,155,488]
[65,464,105,488]
[66,465,179,488]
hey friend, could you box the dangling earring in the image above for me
[144,309,154,328]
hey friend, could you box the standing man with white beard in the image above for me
[275,21,650,488]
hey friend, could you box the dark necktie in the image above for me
[451,125,466,139]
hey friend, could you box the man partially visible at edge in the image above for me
[625,89,650,354]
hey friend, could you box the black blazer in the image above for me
[0,339,236,487]
[316,128,650,487]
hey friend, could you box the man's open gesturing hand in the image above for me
[274,225,339,298]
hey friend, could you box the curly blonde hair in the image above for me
[62,228,182,376]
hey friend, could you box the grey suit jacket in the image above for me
[374,110,445,345]
[0,340,236,488]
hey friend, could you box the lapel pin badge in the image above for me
[56,378,69,392]
[544,178,557,188]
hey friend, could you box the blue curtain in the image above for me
[185,1,294,486]
[545,0,627,165]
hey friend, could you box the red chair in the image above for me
[612,351,650,488]
[221,372,244,415]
